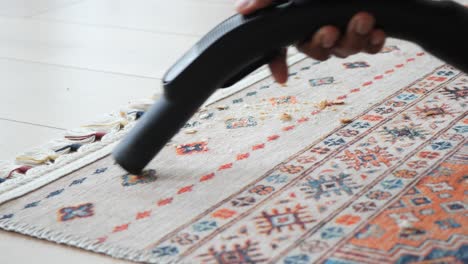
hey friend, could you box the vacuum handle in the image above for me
[113,0,467,174]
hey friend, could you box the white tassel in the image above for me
[15,149,58,166]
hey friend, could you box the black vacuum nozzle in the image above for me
[113,0,467,174]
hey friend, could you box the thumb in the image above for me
[235,0,273,15]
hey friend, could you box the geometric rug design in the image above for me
[0,39,466,263]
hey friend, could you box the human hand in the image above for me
[235,0,387,83]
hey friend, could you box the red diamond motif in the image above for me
[385,69,395,74]
[267,135,280,141]
[157,198,173,206]
[337,95,347,100]
[113,223,129,233]
[283,125,295,131]
[177,185,194,194]
[236,153,250,160]
[200,173,215,182]
[136,211,151,220]
[363,81,373,87]
[218,163,233,171]
[252,143,265,150]
[350,88,360,93]
[297,118,309,123]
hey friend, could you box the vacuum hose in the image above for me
[113,0,468,174]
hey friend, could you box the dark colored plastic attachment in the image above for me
[114,0,468,174]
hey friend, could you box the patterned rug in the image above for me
[0,38,466,264]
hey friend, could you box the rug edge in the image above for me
[0,219,158,263]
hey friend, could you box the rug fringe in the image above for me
[0,219,163,263]
[0,95,154,204]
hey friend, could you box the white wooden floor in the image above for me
[0,1,235,263]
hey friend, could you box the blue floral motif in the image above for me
[431,141,453,151]
[453,126,468,133]
[352,122,371,129]
[358,142,372,147]
[301,173,361,201]
[266,174,288,184]
[321,227,345,239]
[69,177,87,187]
[46,189,64,199]
[324,138,346,147]
[310,77,334,87]
[58,203,94,222]
[436,70,455,76]
[343,61,370,69]
[381,179,404,190]
[152,246,179,257]
[94,167,107,174]
[284,254,310,264]
[246,91,257,96]
[232,98,244,104]
[375,107,394,115]
[381,125,427,143]
[397,94,418,101]
[0,214,14,220]
[24,201,40,209]
[193,221,217,232]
